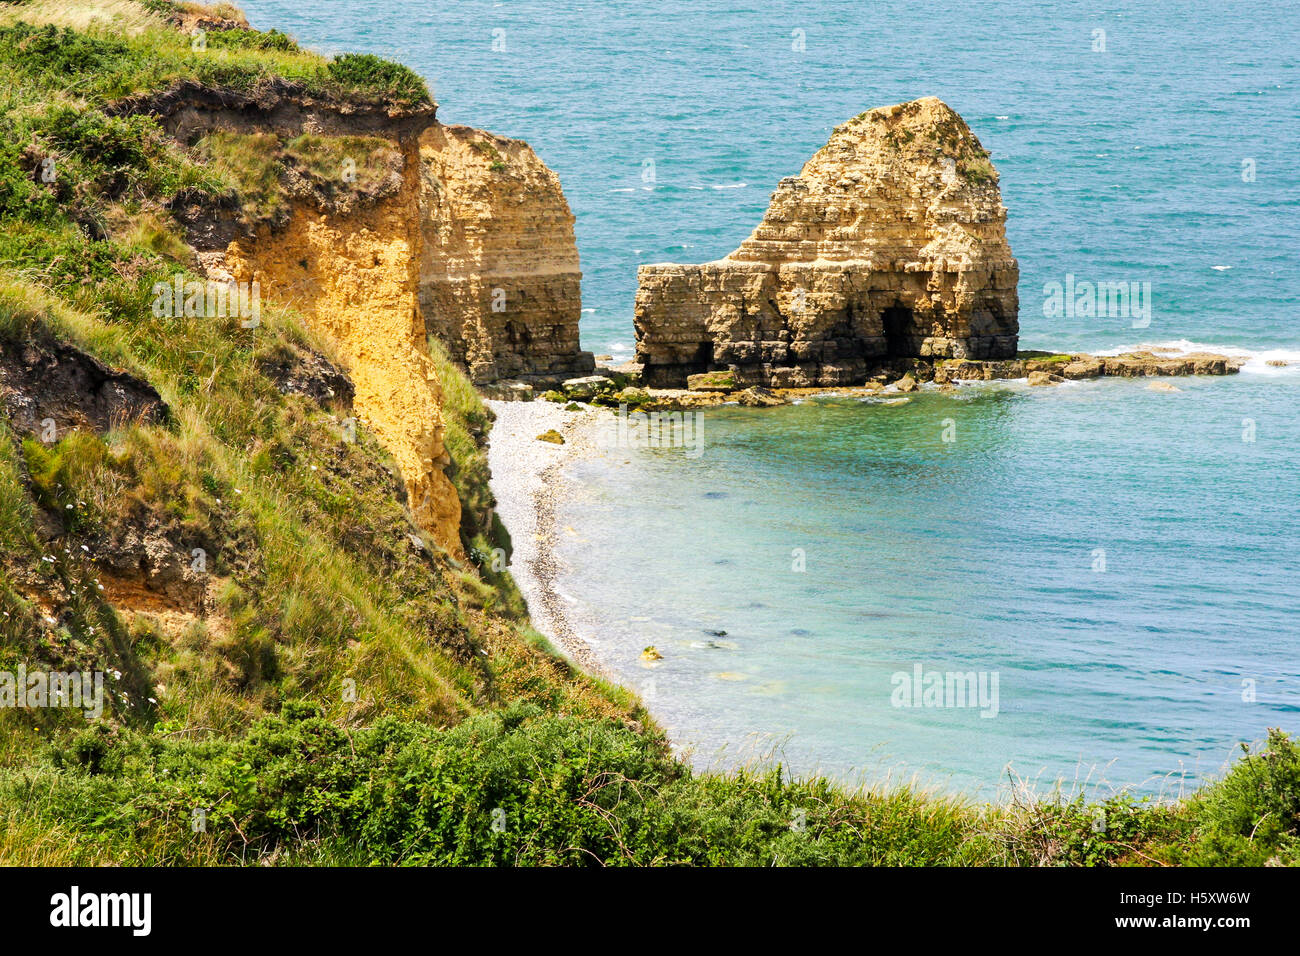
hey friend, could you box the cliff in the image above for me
[139,84,463,556]
[634,97,1019,388]
[134,83,592,555]
[0,0,635,743]
[419,126,593,386]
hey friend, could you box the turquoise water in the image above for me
[242,0,1299,795]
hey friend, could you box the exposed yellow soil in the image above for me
[224,140,463,557]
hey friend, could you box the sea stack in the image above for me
[633,97,1019,388]
[419,125,595,386]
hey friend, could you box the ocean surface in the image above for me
[243,0,1299,797]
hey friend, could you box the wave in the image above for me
[1092,339,1300,375]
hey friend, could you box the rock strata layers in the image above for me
[634,97,1019,388]
[132,81,595,556]
[419,126,593,385]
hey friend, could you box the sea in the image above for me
[241,0,1299,798]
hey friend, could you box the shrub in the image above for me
[1182,729,1300,864]
[206,28,298,53]
[325,53,431,106]
[0,23,131,80]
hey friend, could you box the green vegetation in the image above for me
[196,130,401,225]
[1017,351,1074,364]
[324,53,429,107]
[0,0,1294,868]
[962,153,997,185]
[0,5,430,107]
[1,705,1297,866]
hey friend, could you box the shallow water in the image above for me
[557,377,1299,796]
[241,0,1300,796]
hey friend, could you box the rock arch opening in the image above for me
[881,305,916,358]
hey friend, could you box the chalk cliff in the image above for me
[419,126,593,385]
[634,97,1019,388]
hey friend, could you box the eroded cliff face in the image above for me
[634,97,1019,388]
[418,126,593,385]
[124,81,463,556]
[223,136,464,557]
[134,81,591,558]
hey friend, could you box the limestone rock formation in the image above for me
[634,97,1019,388]
[136,80,595,557]
[419,126,594,385]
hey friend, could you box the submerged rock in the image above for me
[736,386,786,407]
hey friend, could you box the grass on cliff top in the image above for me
[1,705,1296,867]
[0,1,432,110]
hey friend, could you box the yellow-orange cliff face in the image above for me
[165,83,590,556]
[224,138,463,557]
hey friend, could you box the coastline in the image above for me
[485,400,610,676]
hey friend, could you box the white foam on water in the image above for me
[1092,339,1300,375]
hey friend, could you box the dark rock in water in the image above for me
[790,628,812,636]
[703,628,728,637]
[702,491,727,499]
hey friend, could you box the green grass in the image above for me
[0,706,1295,867]
[0,0,1294,869]
[0,11,430,109]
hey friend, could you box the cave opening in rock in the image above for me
[881,305,916,357]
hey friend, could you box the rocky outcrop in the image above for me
[0,330,169,438]
[129,80,593,557]
[418,126,593,385]
[634,97,1019,388]
[933,351,1243,384]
